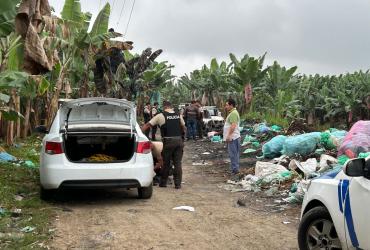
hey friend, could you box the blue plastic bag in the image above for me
[0,152,16,162]
[281,132,321,156]
[262,135,287,158]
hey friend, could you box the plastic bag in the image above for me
[0,152,16,162]
[253,123,270,134]
[321,130,348,150]
[338,120,370,158]
[318,154,338,173]
[255,161,288,177]
[283,180,311,203]
[288,158,317,177]
[262,135,287,159]
[281,132,321,156]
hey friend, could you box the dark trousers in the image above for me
[161,138,184,186]
[186,119,197,139]
[197,120,203,138]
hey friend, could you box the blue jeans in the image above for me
[187,119,197,139]
[227,138,240,173]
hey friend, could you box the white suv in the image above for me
[298,156,370,250]
[38,98,154,200]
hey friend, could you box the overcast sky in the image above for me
[49,0,370,78]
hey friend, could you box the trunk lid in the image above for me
[59,98,136,135]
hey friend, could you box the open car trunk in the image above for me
[60,98,137,163]
[63,134,136,163]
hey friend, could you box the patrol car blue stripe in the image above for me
[338,179,343,213]
[344,188,359,247]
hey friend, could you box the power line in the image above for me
[116,0,127,26]
[124,0,136,37]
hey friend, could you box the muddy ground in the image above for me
[50,140,300,250]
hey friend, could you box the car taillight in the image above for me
[45,141,63,155]
[136,141,151,154]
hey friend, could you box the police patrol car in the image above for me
[298,156,370,250]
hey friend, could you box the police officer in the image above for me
[141,100,186,189]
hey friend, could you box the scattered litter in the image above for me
[172,206,195,212]
[202,152,211,155]
[192,162,209,166]
[288,158,317,177]
[284,180,311,203]
[20,226,36,233]
[14,194,24,201]
[0,208,6,216]
[211,135,222,142]
[11,208,22,217]
[207,131,218,138]
[271,125,282,132]
[24,160,36,168]
[0,152,17,162]
[255,162,287,177]
[243,148,257,154]
[282,221,291,225]
[338,120,370,158]
[318,154,337,173]
[264,186,279,197]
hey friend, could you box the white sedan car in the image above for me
[38,98,154,200]
[298,156,370,250]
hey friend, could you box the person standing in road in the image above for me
[143,102,151,138]
[223,98,241,175]
[151,102,159,141]
[184,100,199,141]
[141,100,186,189]
[196,100,204,139]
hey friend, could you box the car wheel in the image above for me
[298,206,342,250]
[40,186,56,201]
[138,183,153,199]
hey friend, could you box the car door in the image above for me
[344,176,370,249]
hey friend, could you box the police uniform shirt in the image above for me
[149,108,185,127]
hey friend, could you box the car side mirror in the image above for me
[345,158,365,177]
[34,125,48,134]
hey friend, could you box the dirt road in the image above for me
[51,142,298,250]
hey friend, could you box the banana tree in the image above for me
[253,61,297,118]
[229,53,268,113]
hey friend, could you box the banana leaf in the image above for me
[90,3,110,37]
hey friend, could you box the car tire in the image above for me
[40,186,56,201]
[138,183,153,199]
[298,206,342,250]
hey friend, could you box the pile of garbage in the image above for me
[224,120,370,204]
[0,145,37,168]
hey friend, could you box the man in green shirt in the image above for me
[223,98,241,174]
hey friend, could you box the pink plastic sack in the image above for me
[338,120,370,158]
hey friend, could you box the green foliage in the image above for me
[61,0,83,24]
[0,33,22,69]
[90,3,111,37]
[0,136,55,249]
[0,0,21,37]
[229,52,267,88]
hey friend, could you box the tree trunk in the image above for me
[15,94,21,138]
[79,70,89,98]
[307,112,314,126]
[22,98,31,138]
[201,92,208,106]
[46,69,66,127]
[6,89,17,145]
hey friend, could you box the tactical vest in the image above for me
[160,111,182,138]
